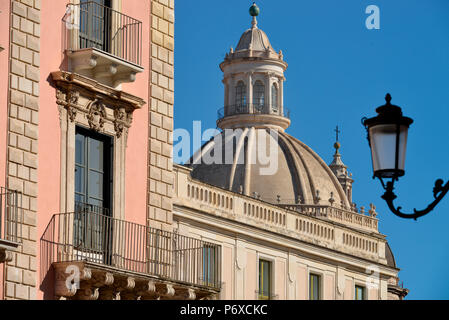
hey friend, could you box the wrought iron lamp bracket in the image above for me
[377,177,449,220]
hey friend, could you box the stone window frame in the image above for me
[256,253,276,300]
[354,283,366,300]
[52,71,144,220]
[308,269,324,300]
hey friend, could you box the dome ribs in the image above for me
[228,128,249,192]
[283,133,351,209]
[275,130,308,205]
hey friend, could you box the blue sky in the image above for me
[173,0,449,299]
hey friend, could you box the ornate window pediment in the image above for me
[52,71,143,140]
[51,70,145,220]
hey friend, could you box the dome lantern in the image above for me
[218,4,290,131]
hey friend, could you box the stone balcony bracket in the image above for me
[67,48,144,89]
[0,240,20,263]
[53,262,219,301]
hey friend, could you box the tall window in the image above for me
[79,0,112,52]
[253,81,265,112]
[271,84,278,112]
[309,274,321,300]
[202,245,218,287]
[258,259,272,300]
[75,126,113,211]
[235,81,247,112]
[74,127,113,255]
[355,285,366,300]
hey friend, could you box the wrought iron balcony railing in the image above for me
[217,104,291,120]
[0,187,22,245]
[74,201,110,216]
[63,1,142,66]
[41,211,222,290]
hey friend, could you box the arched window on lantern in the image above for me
[253,80,265,112]
[271,83,279,112]
[235,81,247,113]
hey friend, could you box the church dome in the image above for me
[189,128,351,208]
[235,26,273,52]
[190,4,353,210]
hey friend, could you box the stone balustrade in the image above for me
[173,165,386,263]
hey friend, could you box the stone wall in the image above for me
[148,0,175,231]
[4,0,40,300]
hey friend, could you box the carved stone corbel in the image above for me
[66,89,80,122]
[176,288,196,300]
[76,286,100,300]
[54,264,92,298]
[158,283,175,298]
[113,107,126,138]
[111,277,136,300]
[115,277,136,291]
[93,271,114,287]
[0,250,13,263]
[136,280,158,300]
[54,269,78,298]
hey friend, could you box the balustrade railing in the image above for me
[41,211,221,290]
[217,104,291,120]
[63,1,142,66]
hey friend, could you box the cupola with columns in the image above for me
[218,3,290,131]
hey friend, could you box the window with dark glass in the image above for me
[355,285,366,300]
[74,126,113,255]
[253,80,265,111]
[271,84,278,112]
[258,259,272,300]
[235,81,247,112]
[309,274,321,300]
[79,0,112,52]
[202,244,218,286]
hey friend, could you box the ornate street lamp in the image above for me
[362,93,449,220]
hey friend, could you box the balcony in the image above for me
[63,2,144,88]
[0,187,22,263]
[217,104,291,130]
[41,210,222,300]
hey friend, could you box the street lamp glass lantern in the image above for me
[363,94,413,179]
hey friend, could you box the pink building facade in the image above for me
[0,0,198,300]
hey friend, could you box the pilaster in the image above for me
[148,0,175,231]
[5,0,40,300]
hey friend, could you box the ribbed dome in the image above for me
[235,26,273,52]
[189,128,351,208]
[385,242,397,268]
